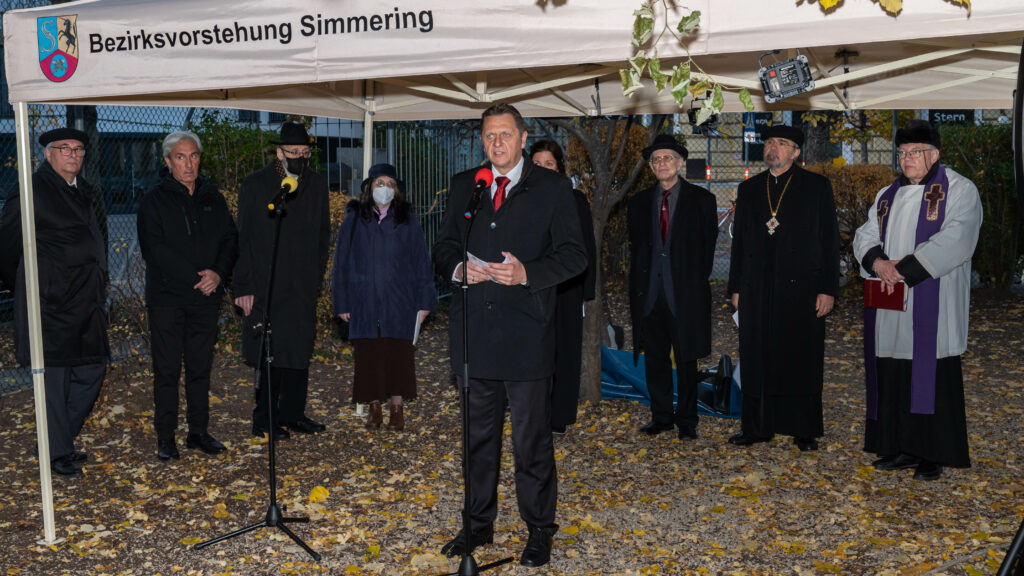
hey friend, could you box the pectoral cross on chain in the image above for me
[924,184,945,221]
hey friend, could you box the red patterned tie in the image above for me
[659,188,670,243]
[494,176,510,211]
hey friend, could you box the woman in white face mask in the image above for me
[331,163,436,431]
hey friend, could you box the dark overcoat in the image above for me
[137,173,238,307]
[432,161,587,381]
[727,166,840,401]
[331,199,436,340]
[0,162,109,366]
[232,162,330,368]
[627,179,718,364]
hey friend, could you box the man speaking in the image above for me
[432,103,587,568]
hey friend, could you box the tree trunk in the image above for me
[579,219,606,404]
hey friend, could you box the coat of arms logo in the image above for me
[38,15,79,82]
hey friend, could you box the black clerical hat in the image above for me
[39,127,88,147]
[272,121,314,146]
[763,124,804,147]
[895,120,941,150]
[642,134,689,161]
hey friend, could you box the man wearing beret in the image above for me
[727,124,840,452]
[853,120,981,481]
[233,122,330,440]
[627,134,718,440]
[0,127,109,476]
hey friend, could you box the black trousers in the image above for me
[149,305,220,440]
[44,363,105,460]
[253,366,310,427]
[458,376,557,532]
[639,295,699,431]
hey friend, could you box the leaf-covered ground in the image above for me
[0,284,1021,576]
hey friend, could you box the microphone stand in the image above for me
[194,198,320,561]
[439,186,513,576]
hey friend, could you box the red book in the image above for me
[864,278,907,311]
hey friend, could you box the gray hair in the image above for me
[162,130,202,158]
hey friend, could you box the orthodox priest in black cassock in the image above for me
[727,125,840,451]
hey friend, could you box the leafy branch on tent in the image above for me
[620,1,754,125]
[798,0,970,16]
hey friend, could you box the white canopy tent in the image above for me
[3,0,1023,545]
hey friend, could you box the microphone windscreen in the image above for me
[474,168,494,188]
[281,176,299,193]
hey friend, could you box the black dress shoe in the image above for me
[520,525,558,567]
[157,438,180,461]
[874,453,919,471]
[728,433,770,446]
[871,454,899,468]
[71,450,87,463]
[913,460,943,481]
[51,455,82,477]
[794,437,819,452]
[186,432,226,455]
[440,524,494,558]
[677,427,698,440]
[283,416,325,434]
[252,422,290,441]
[640,421,674,436]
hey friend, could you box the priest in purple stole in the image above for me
[854,120,982,481]
[727,124,841,452]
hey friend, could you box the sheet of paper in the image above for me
[732,310,739,328]
[412,313,423,346]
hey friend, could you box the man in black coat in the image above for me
[432,103,586,568]
[138,131,238,462]
[0,127,109,477]
[727,124,840,452]
[627,134,718,441]
[233,122,330,440]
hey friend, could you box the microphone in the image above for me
[267,176,299,212]
[463,168,494,220]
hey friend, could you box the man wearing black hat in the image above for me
[727,124,840,452]
[233,121,330,439]
[0,127,109,476]
[627,134,718,440]
[853,120,981,481]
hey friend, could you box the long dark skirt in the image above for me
[351,338,416,404]
[864,356,970,468]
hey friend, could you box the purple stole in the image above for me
[864,164,949,419]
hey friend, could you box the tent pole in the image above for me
[362,80,375,180]
[14,101,60,546]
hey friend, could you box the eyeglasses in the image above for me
[649,155,681,166]
[50,144,86,157]
[280,147,311,158]
[896,148,935,160]
[764,138,796,149]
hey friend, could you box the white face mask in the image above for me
[372,185,395,206]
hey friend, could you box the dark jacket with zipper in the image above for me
[138,172,238,308]
[0,161,109,366]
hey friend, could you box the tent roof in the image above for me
[3,0,1022,119]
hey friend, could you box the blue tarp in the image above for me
[600,345,742,419]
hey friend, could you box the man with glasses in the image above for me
[0,127,109,477]
[727,124,840,452]
[233,122,330,440]
[627,134,718,441]
[853,120,982,481]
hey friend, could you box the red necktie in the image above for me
[494,176,510,211]
[659,188,671,243]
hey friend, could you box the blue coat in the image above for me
[332,200,436,341]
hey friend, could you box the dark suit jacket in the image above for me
[627,178,718,363]
[432,161,587,381]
